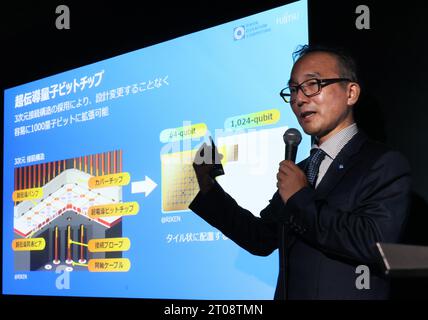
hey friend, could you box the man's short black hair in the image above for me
[292,44,359,83]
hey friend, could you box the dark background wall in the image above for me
[1,0,428,301]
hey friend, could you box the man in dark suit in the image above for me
[189,45,411,299]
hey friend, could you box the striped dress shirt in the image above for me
[311,123,359,188]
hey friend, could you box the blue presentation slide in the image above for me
[3,0,309,299]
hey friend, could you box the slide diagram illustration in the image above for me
[12,151,142,273]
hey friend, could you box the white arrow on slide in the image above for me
[131,176,157,196]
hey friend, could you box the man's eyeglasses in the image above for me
[280,78,352,104]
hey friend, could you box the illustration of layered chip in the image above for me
[12,151,132,272]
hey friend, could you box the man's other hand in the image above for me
[193,142,224,194]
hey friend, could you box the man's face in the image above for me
[288,52,358,144]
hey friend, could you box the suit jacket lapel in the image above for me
[313,131,368,199]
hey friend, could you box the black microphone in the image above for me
[283,128,302,162]
[279,128,301,300]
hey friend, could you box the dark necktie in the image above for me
[305,148,326,187]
